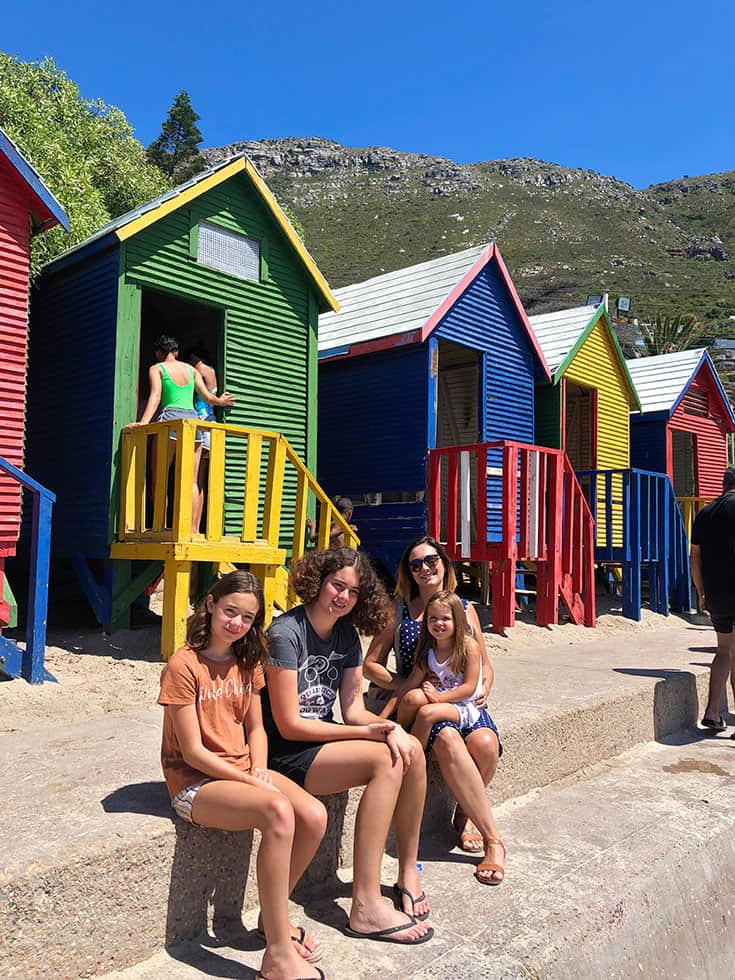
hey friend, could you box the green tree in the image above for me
[636,312,704,357]
[0,53,169,278]
[147,91,206,181]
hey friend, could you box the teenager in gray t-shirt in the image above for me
[268,606,362,720]
[263,547,433,945]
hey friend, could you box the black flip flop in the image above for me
[392,883,430,921]
[344,918,434,945]
[256,970,324,980]
[701,715,727,733]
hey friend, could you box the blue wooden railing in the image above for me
[575,468,691,621]
[0,456,56,684]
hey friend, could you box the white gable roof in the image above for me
[626,348,707,414]
[527,305,599,374]
[318,244,488,354]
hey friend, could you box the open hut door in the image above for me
[671,429,696,497]
[436,341,480,552]
[564,382,596,471]
[137,289,225,412]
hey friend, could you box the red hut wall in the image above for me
[667,374,730,497]
[0,156,32,557]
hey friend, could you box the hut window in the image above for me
[197,221,260,281]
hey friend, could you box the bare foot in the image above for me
[395,865,430,919]
[453,809,483,852]
[256,918,322,964]
[259,940,323,979]
[348,897,432,942]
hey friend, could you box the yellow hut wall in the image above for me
[565,320,634,546]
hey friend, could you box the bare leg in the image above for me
[305,740,431,941]
[191,442,203,534]
[391,732,430,918]
[191,780,321,980]
[705,631,735,721]
[431,727,504,883]
[411,703,461,752]
[397,688,429,730]
[193,449,208,534]
[454,727,500,852]
[260,772,327,963]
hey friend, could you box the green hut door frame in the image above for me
[107,270,228,631]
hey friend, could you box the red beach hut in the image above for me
[0,127,68,631]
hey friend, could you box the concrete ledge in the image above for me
[0,623,718,977]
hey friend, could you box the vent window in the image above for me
[197,222,260,281]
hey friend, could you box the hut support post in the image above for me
[161,559,192,660]
[622,471,642,621]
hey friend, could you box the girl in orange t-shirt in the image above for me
[158,570,327,980]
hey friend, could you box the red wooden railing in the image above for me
[428,441,595,633]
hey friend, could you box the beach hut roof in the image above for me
[44,154,337,312]
[0,126,69,231]
[627,348,735,424]
[529,302,641,409]
[318,242,550,378]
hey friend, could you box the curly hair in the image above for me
[152,334,178,356]
[395,535,457,601]
[289,547,391,635]
[186,570,268,671]
[413,590,476,675]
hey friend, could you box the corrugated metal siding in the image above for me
[435,261,536,541]
[669,376,729,496]
[123,179,317,535]
[630,421,667,473]
[565,320,631,470]
[25,246,120,556]
[318,344,428,496]
[434,261,536,442]
[0,163,32,550]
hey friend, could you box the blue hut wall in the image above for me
[434,261,536,443]
[318,343,428,496]
[630,418,667,474]
[433,260,537,544]
[26,245,120,559]
[318,344,428,574]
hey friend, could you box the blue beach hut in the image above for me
[317,243,550,574]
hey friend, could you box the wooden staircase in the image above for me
[111,420,358,658]
[427,440,596,633]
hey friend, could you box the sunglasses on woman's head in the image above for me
[409,554,441,572]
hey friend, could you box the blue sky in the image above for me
[4,0,734,188]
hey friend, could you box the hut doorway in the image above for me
[137,289,225,409]
[565,382,596,471]
[436,340,480,448]
[436,341,480,551]
[671,429,696,496]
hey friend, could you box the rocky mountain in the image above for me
[203,138,735,328]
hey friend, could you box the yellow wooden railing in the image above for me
[677,496,714,540]
[111,419,359,658]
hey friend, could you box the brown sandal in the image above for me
[474,837,505,886]
[453,809,484,852]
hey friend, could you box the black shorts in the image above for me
[266,722,340,788]
[710,610,735,635]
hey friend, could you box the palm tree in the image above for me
[635,313,703,357]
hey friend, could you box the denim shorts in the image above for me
[156,407,203,442]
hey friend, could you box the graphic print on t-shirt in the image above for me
[299,650,344,718]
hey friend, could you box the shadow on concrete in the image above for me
[168,940,259,978]
[101,780,171,818]
[613,667,701,741]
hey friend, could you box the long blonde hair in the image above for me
[413,590,476,675]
